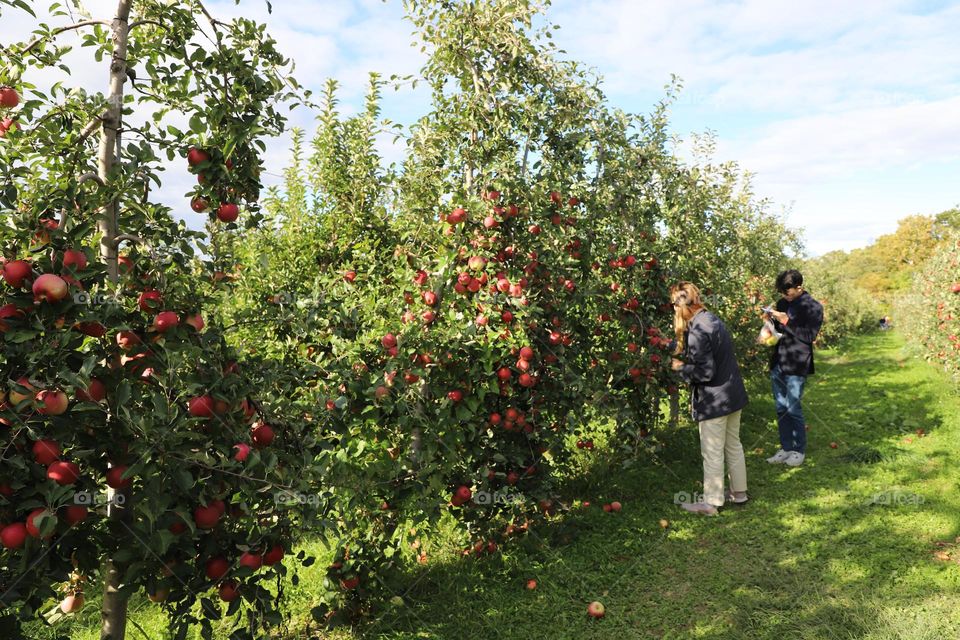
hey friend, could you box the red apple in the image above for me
[153,311,180,332]
[74,321,107,338]
[610,501,622,512]
[9,377,35,406]
[187,147,210,167]
[0,86,20,109]
[343,270,357,282]
[190,197,209,213]
[1,522,27,549]
[239,552,262,571]
[263,544,284,566]
[106,465,132,489]
[26,508,53,539]
[587,601,605,619]
[188,395,216,418]
[340,574,360,590]
[218,580,240,602]
[35,389,68,415]
[0,303,22,331]
[952,283,960,293]
[251,422,274,448]
[47,461,80,485]
[381,333,397,349]
[63,505,88,525]
[32,439,60,465]
[2,260,31,288]
[32,273,69,302]
[217,203,239,223]
[233,442,251,462]
[61,250,88,272]
[0,86,19,108]
[185,313,205,331]
[526,579,537,590]
[194,504,221,529]
[454,485,472,504]
[447,389,463,403]
[205,556,230,580]
[116,330,141,350]
[0,116,18,137]
[137,289,163,312]
[59,593,85,614]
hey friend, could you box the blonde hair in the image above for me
[670,281,706,355]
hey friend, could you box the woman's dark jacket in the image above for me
[679,310,749,422]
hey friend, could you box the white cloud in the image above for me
[546,0,960,254]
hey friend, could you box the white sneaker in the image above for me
[784,452,805,466]
[766,449,790,464]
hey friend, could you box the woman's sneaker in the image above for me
[784,452,805,466]
[725,489,749,505]
[681,502,719,516]
[766,449,790,464]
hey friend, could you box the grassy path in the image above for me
[347,331,960,639]
[27,331,960,639]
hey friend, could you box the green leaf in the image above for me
[189,113,205,135]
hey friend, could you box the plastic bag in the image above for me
[757,318,782,347]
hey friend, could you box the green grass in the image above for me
[26,331,960,639]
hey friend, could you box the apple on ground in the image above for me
[587,601,605,619]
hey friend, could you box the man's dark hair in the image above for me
[776,269,803,293]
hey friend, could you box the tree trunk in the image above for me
[99,2,131,639]
[96,0,130,282]
[669,387,680,426]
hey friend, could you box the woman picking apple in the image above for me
[670,282,749,516]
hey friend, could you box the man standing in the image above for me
[764,270,823,467]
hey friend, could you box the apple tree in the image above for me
[0,1,327,638]
[896,231,960,385]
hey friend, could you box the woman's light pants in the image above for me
[698,409,747,507]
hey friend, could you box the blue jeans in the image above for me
[770,364,807,453]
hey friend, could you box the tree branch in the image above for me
[127,19,164,31]
[21,20,112,56]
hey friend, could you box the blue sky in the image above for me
[10,0,960,256]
